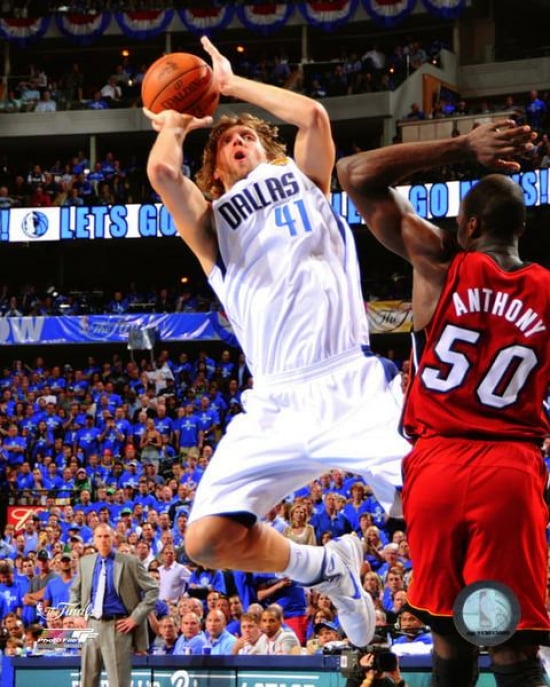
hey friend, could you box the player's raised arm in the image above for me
[201,36,334,195]
[145,108,218,275]
[337,120,534,266]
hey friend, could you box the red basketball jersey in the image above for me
[403,251,550,440]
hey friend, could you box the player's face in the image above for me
[215,125,267,189]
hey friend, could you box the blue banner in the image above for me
[0,313,220,346]
[2,170,549,243]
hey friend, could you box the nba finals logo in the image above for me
[453,580,520,646]
[35,601,97,653]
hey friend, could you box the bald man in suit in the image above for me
[70,523,158,687]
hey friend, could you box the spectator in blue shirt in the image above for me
[154,404,173,440]
[88,91,109,111]
[173,404,200,452]
[0,560,23,619]
[189,565,226,595]
[114,406,132,443]
[43,553,74,610]
[204,609,237,654]
[196,396,220,446]
[393,610,433,648]
[2,424,27,467]
[343,482,371,534]
[43,403,63,435]
[217,350,235,381]
[16,462,35,492]
[150,614,180,655]
[75,415,101,458]
[525,89,547,132]
[310,492,353,543]
[107,290,129,314]
[174,611,208,655]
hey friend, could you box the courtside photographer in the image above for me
[340,645,408,687]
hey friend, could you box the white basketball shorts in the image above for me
[188,347,411,524]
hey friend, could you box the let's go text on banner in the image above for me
[1,169,548,243]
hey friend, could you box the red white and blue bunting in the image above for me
[362,0,415,27]
[421,0,466,19]
[0,15,49,47]
[0,2,465,48]
[297,0,359,32]
[115,10,175,41]
[236,3,294,36]
[177,6,235,36]
[54,12,111,46]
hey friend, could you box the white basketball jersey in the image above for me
[209,157,369,378]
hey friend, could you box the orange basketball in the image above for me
[141,52,219,117]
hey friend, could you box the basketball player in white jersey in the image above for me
[145,36,410,648]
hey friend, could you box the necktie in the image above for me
[92,558,106,619]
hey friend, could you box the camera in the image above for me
[339,645,397,678]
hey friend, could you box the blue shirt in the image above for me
[393,631,433,645]
[311,510,352,542]
[44,575,73,607]
[76,427,101,456]
[173,631,208,655]
[252,573,306,619]
[189,569,226,594]
[232,571,258,610]
[0,581,22,617]
[174,415,200,448]
[3,435,27,466]
[206,629,237,655]
[91,553,126,617]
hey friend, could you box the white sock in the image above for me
[282,540,330,585]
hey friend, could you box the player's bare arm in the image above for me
[337,120,534,265]
[201,36,334,195]
[337,120,534,329]
[145,108,218,275]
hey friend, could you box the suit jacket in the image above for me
[70,551,158,651]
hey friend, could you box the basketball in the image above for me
[141,52,219,117]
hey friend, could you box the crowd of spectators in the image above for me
[0,346,547,667]
[396,88,550,184]
[2,84,550,212]
[0,32,447,115]
[0,347,428,674]
[2,1,186,18]
[0,150,151,209]
[0,283,218,317]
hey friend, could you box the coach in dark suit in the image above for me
[70,523,159,687]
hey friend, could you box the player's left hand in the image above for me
[201,35,234,95]
[142,107,213,134]
[467,120,536,172]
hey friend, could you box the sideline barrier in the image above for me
[3,653,495,687]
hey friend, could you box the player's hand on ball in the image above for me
[201,35,234,95]
[143,107,213,134]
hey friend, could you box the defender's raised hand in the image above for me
[466,120,536,172]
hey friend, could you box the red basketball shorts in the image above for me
[402,435,550,633]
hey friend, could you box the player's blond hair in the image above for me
[195,113,287,199]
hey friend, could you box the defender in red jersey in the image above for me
[338,121,550,687]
